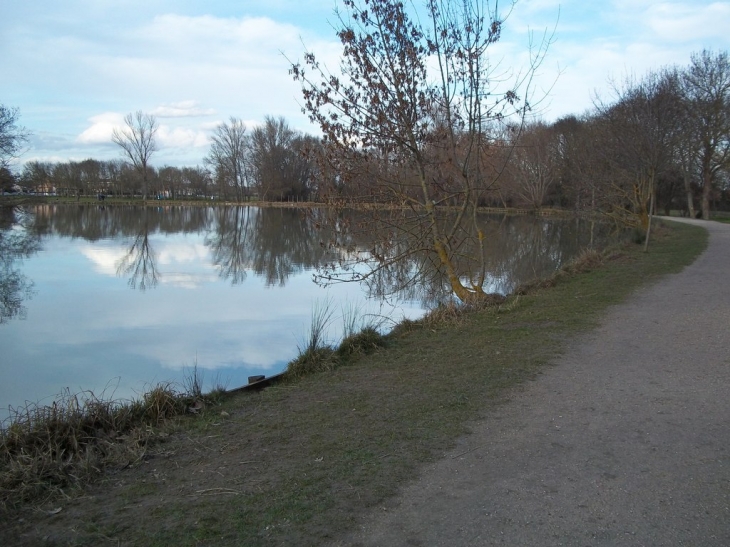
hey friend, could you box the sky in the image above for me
[2,0,729,170]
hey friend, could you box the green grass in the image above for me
[0,219,708,546]
[712,211,730,223]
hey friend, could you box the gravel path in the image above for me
[334,218,730,547]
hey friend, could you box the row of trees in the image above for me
[296,50,730,224]
[4,112,321,202]
[495,49,730,223]
[18,158,212,200]
[205,115,321,202]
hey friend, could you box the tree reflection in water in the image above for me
[0,207,41,324]
[115,208,159,291]
[205,207,329,287]
[205,206,253,284]
[316,210,619,305]
[5,204,618,306]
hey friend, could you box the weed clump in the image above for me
[337,327,386,358]
[286,346,338,378]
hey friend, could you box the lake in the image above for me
[0,204,612,415]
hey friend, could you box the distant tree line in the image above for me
[6,116,322,203]
[494,49,730,222]
[16,158,213,200]
[306,48,730,225]
[3,49,728,221]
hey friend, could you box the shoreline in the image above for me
[1,220,708,546]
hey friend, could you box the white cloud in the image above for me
[157,242,210,265]
[156,125,210,149]
[75,112,125,144]
[76,111,209,150]
[645,2,730,42]
[61,12,341,162]
[151,101,216,118]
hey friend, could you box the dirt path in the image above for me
[333,218,730,546]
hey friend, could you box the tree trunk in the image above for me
[684,171,696,218]
[644,188,655,252]
[702,169,711,220]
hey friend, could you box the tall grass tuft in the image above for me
[182,361,204,399]
[341,301,362,340]
[304,298,335,356]
[287,299,389,378]
[338,301,387,358]
[287,299,337,378]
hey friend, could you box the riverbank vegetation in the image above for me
[0,219,707,546]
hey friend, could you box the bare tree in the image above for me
[681,49,730,220]
[510,121,560,209]
[20,161,53,194]
[249,116,311,201]
[112,111,158,201]
[550,115,604,213]
[595,69,682,245]
[182,166,211,198]
[158,166,183,199]
[204,117,249,201]
[291,0,552,301]
[0,105,30,170]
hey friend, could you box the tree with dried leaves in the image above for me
[112,111,158,201]
[291,0,551,301]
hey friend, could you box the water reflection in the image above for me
[116,209,159,290]
[2,205,616,308]
[319,210,614,304]
[0,207,40,323]
[0,204,618,414]
[206,206,252,284]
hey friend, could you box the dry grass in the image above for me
[0,383,194,510]
[514,247,609,295]
[420,292,507,327]
[337,327,387,358]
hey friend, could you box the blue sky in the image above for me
[2,0,729,169]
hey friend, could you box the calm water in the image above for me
[0,205,612,414]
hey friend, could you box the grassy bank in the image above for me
[1,219,707,546]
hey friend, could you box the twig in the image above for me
[192,488,240,496]
[451,444,486,459]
